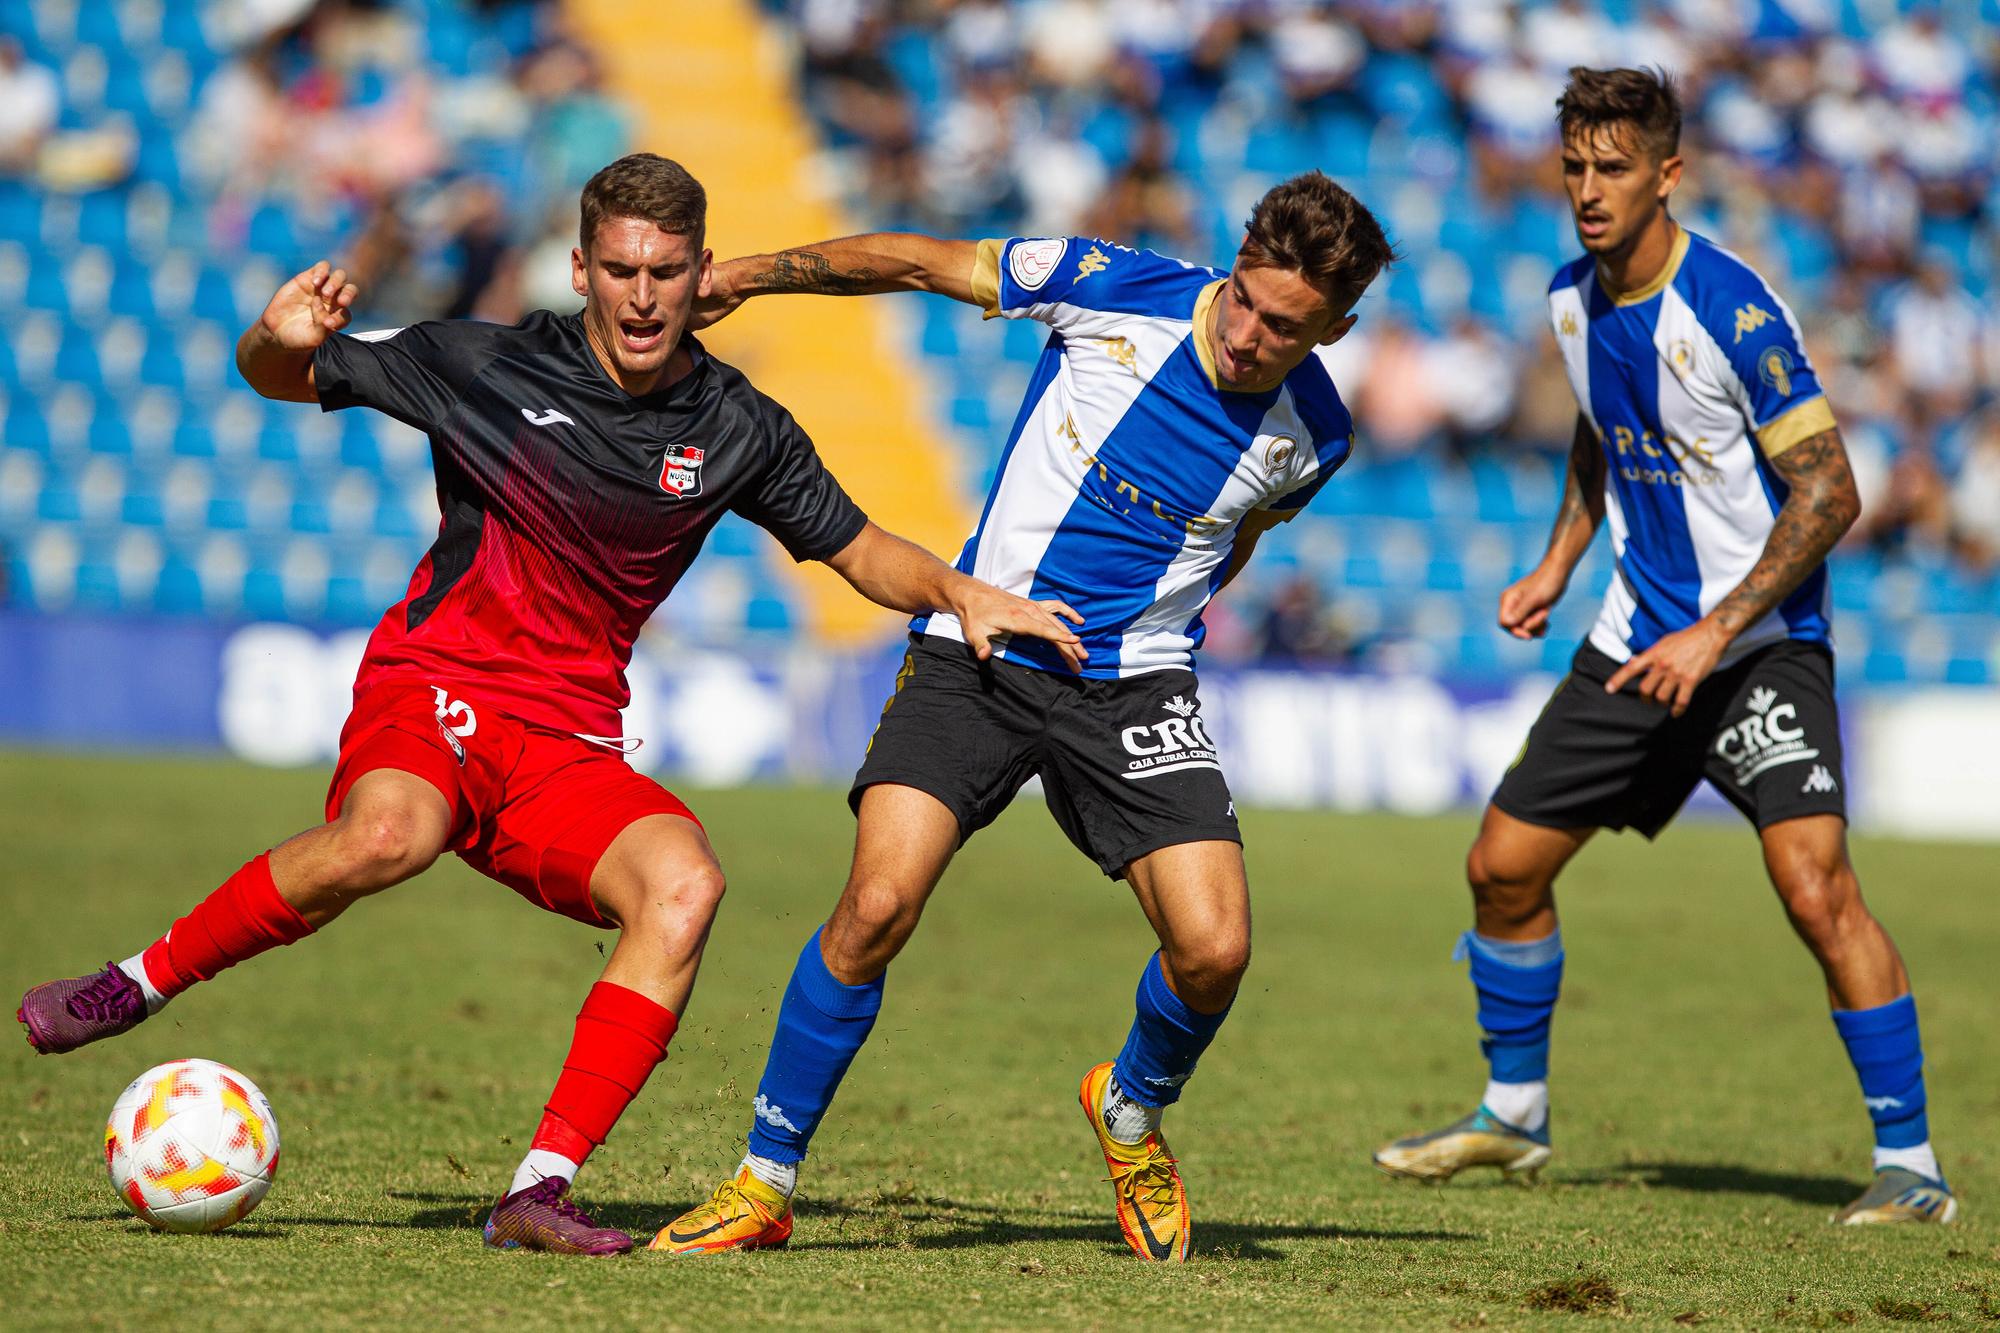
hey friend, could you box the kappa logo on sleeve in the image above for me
[1009,238,1067,292]
[660,442,706,498]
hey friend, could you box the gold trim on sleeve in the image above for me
[1756,396,1837,456]
[970,238,1002,317]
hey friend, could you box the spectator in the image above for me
[1888,256,1984,425]
[0,38,59,175]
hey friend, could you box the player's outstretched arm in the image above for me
[1501,413,1605,640]
[822,522,1086,672]
[693,234,980,329]
[1606,426,1859,714]
[235,261,359,403]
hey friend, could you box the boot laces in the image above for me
[66,965,137,1021]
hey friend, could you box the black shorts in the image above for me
[850,634,1241,877]
[1492,639,1847,839]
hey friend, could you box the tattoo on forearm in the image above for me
[748,250,882,296]
[1710,428,1859,635]
[1547,418,1606,558]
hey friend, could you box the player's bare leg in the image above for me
[489,813,723,1256]
[1077,839,1249,1262]
[1375,807,1590,1183]
[652,783,959,1254]
[1761,815,1905,1008]
[819,783,963,983]
[19,770,452,1054]
[1762,815,1955,1223]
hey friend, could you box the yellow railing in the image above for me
[569,0,972,643]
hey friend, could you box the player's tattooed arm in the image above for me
[1500,414,1604,639]
[696,234,982,328]
[1707,427,1860,638]
[1605,426,1858,715]
[823,522,1087,672]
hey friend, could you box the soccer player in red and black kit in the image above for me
[17,154,1084,1254]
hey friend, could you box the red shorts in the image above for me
[325,680,699,928]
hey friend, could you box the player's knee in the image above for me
[834,875,922,953]
[332,809,439,887]
[1169,931,1251,999]
[622,859,726,952]
[1466,840,1550,927]
[1776,860,1860,959]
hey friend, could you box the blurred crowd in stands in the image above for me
[769,0,2000,663]
[0,0,614,322]
[1,0,1995,676]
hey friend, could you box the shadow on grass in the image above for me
[63,1213,292,1239]
[1568,1161,1857,1206]
[377,1191,1476,1260]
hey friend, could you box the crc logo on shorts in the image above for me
[1120,694,1219,780]
[1714,684,1817,786]
[660,442,705,498]
[1009,237,1066,292]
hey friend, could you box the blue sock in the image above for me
[1454,929,1563,1084]
[1110,952,1230,1109]
[744,927,885,1165]
[1832,994,1929,1153]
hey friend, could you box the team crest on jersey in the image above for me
[1732,303,1774,344]
[1667,339,1696,380]
[660,442,705,497]
[1759,346,1794,398]
[1009,238,1066,292]
[1264,435,1298,475]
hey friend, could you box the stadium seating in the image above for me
[0,0,1995,685]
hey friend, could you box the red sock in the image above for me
[530,982,679,1164]
[139,853,313,998]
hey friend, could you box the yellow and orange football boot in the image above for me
[648,1167,793,1256]
[1079,1061,1191,1262]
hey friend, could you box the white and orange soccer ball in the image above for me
[104,1058,280,1233]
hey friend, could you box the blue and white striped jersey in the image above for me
[916,236,1356,677]
[1548,228,1839,666]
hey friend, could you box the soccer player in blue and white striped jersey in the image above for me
[1374,67,1956,1227]
[652,174,1393,1261]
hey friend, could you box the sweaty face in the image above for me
[572,217,712,392]
[1210,262,1354,390]
[1561,124,1679,257]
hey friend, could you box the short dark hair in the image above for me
[578,153,707,254]
[1237,171,1395,309]
[1557,66,1681,159]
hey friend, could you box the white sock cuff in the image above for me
[742,1152,798,1198]
[1481,1078,1549,1133]
[1873,1141,1942,1182]
[508,1148,581,1197]
[118,953,169,1016]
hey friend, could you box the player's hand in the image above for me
[953,583,1087,673]
[689,259,748,331]
[1604,618,1730,717]
[258,261,358,350]
[1497,563,1569,640]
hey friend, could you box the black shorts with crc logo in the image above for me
[850,633,1241,877]
[1492,638,1847,839]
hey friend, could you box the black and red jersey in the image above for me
[311,311,867,738]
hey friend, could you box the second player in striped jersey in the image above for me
[652,173,1394,1262]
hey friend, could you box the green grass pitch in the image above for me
[2,749,1995,1328]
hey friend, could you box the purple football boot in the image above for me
[18,962,149,1054]
[483,1177,633,1255]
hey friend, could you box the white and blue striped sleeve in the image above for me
[1693,261,1837,457]
[969,236,1211,332]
